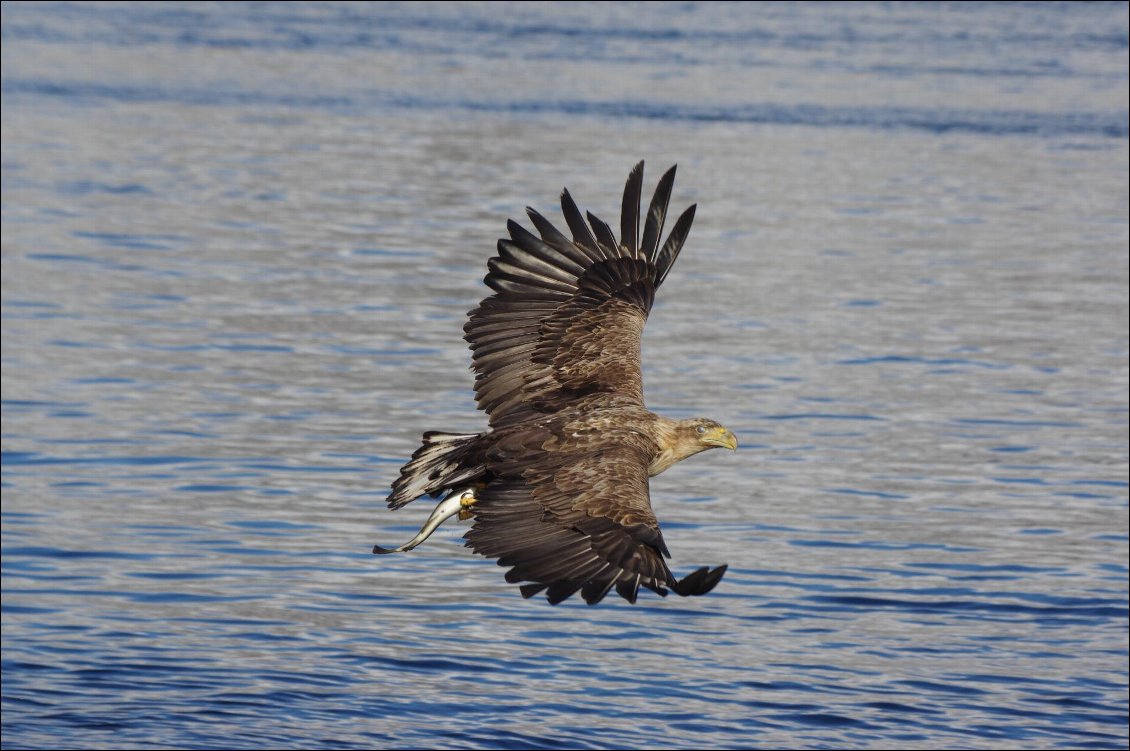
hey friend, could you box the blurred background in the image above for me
[2,2,1127,749]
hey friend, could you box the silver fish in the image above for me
[372,488,477,554]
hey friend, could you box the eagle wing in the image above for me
[463,439,727,605]
[464,161,697,428]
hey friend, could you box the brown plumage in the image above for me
[379,162,737,605]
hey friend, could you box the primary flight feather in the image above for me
[376,161,736,605]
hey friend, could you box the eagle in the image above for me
[374,162,737,606]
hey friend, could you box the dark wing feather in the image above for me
[560,188,604,259]
[587,211,619,258]
[640,165,677,260]
[465,163,696,428]
[655,204,696,287]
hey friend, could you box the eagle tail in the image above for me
[387,431,482,509]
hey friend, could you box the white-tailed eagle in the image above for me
[374,162,736,605]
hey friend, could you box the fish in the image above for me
[371,488,477,554]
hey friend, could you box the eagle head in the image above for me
[649,417,738,476]
[686,418,739,452]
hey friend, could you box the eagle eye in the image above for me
[695,424,707,434]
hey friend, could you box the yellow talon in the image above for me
[457,488,477,520]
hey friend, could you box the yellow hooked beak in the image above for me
[703,426,738,451]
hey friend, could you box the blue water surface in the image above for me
[2,2,1127,749]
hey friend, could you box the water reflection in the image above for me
[2,2,1127,749]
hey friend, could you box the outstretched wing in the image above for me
[463,443,727,605]
[465,161,697,428]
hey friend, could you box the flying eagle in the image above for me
[374,162,737,605]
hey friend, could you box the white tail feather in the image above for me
[387,431,481,509]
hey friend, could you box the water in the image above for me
[2,2,1127,748]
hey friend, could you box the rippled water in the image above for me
[2,2,1128,749]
